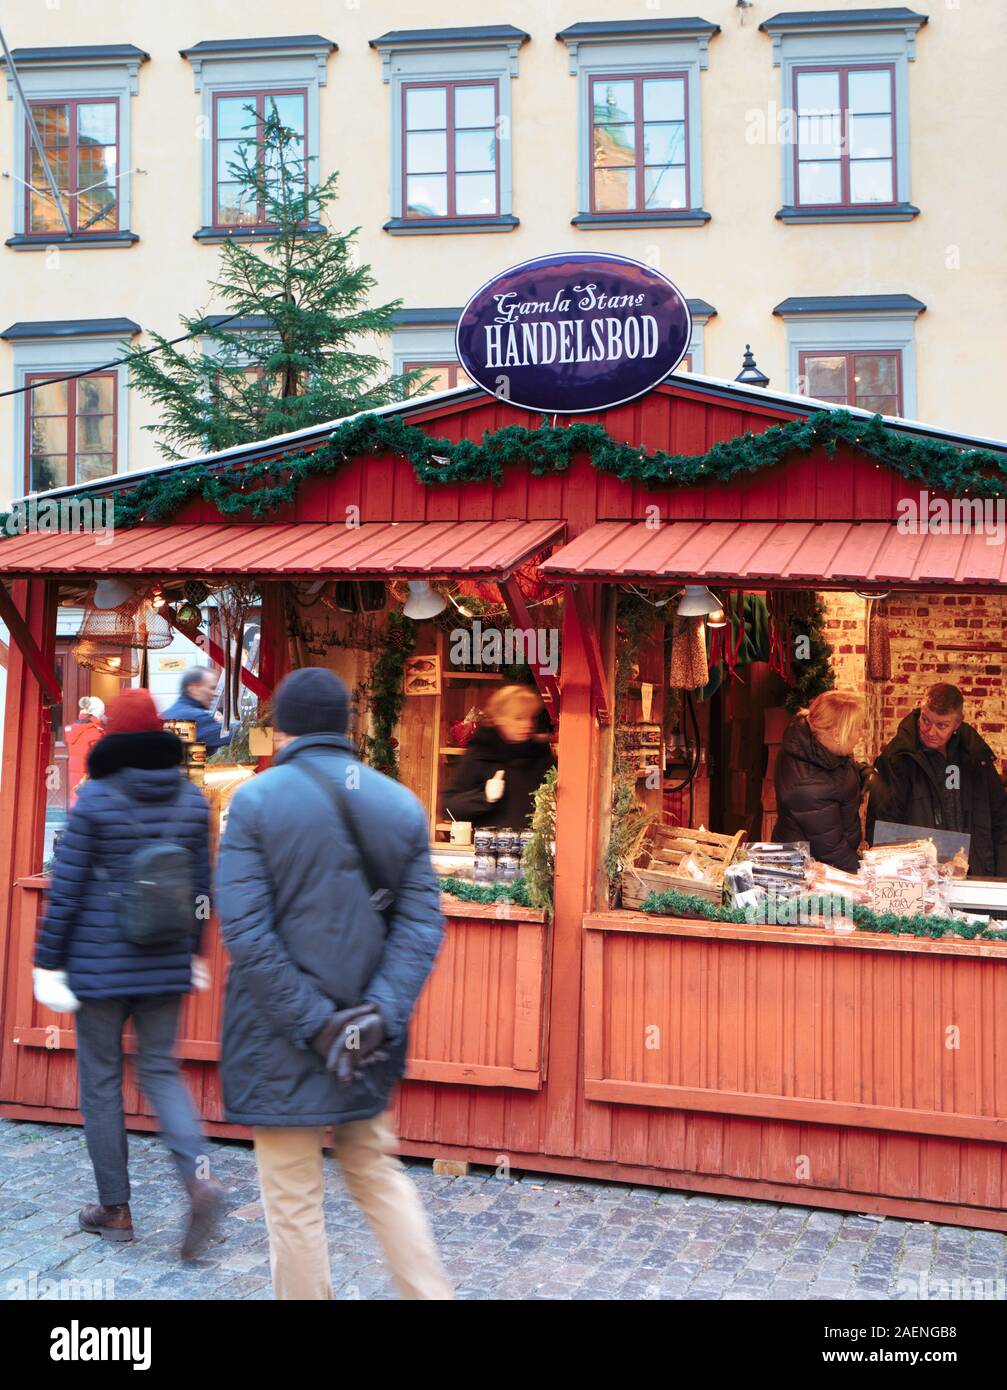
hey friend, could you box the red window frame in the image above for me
[211,88,309,229]
[589,70,691,215]
[402,359,471,390]
[401,79,500,220]
[25,97,120,237]
[25,371,118,493]
[798,349,904,416]
[791,63,897,210]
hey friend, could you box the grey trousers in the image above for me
[74,995,204,1207]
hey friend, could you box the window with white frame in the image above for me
[390,312,471,391]
[0,319,138,497]
[3,45,147,247]
[557,19,718,229]
[774,295,925,419]
[760,7,927,223]
[370,25,528,233]
[180,35,335,242]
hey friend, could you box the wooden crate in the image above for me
[622,826,746,910]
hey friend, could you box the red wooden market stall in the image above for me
[3,370,1007,1231]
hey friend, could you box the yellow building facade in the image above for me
[0,1,1001,502]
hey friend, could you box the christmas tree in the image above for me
[127,102,418,460]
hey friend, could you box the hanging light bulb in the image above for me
[150,586,166,611]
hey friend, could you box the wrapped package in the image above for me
[678,849,721,883]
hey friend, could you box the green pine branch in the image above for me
[124,102,422,460]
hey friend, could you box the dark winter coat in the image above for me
[161,691,229,750]
[867,711,1007,877]
[444,724,555,829]
[214,733,444,1127]
[773,717,862,871]
[34,731,211,998]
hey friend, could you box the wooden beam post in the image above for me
[568,583,611,726]
[499,576,561,713]
[0,579,61,706]
[162,604,271,702]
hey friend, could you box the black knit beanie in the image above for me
[274,667,349,737]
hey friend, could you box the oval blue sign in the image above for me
[455,252,691,414]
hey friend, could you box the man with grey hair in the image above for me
[161,668,229,750]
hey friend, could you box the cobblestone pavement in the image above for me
[1,1119,1004,1301]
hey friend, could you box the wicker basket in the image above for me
[622,826,747,910]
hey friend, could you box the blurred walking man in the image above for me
[216,668,450,1300]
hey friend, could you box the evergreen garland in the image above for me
[364,611,416,778]
[440,875,534,908]
[522,767,557,913]
[784,594,836,714]
[12,407,1007,538]
[638,885,1007,943]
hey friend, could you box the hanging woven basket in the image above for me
[72,639,140,677]
[77,588,173,651]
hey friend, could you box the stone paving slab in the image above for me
[1,1118,1005,1302]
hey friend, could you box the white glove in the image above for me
[191,959,211,992]
[32,968,80,1013]
[485,769,506,804]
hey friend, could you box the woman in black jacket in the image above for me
[33,688,221,1257]
[773,691,865,871]
[445,684,555,830]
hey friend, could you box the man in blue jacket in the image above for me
[215,667,450,1300]
[161,667,230,750]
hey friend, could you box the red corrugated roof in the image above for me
[0,519,564,579]
[540,520,1007,587]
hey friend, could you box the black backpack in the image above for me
[102,781,197,949]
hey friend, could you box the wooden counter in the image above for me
[583,910,1007,1145]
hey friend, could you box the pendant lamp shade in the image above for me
[93,578,136,610]
[403,580,448,620]
[677,585,726,626]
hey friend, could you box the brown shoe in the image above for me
[180,1177,225,1262]
[78,1202,134,1243]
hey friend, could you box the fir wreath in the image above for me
[8,407,1007,536]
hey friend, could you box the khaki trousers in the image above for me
[253,1114,453,1300]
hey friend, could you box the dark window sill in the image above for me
[6,231,138,250]
[776,204,920,225]
[572,210,711,229]
[383,215,519,236]
[193,223,326,244]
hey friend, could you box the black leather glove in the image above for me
[312,1005,388,1084]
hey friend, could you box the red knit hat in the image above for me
[103,688,163,736]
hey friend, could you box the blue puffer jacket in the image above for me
[35,731,211,998]
[215,733,444,1126]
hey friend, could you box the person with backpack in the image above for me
[215,667,451,1300]
[33,687,223,1259]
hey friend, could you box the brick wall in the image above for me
[821,590,1007,764]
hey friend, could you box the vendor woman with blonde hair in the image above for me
[445,683,555,829]
[773,690,865,870]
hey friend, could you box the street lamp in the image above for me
[735,345,770,389]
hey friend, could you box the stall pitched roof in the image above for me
[0,519,564,580]
[541,520,1007,590]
